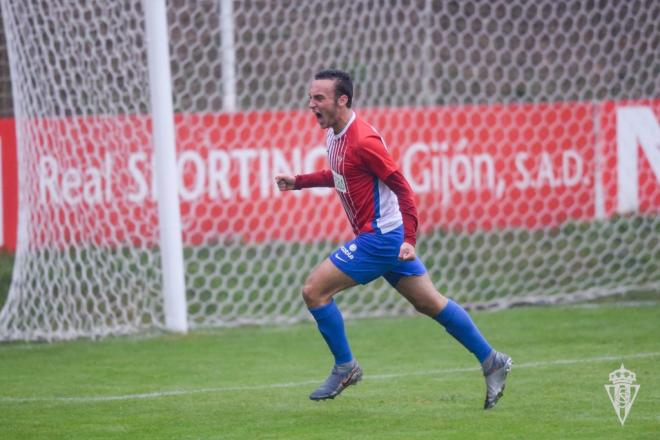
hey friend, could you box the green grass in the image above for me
[1,305,658,439]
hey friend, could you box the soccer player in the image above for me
[275,69,512,409]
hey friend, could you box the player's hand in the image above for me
[275,174,296,191]
[398,242,416,261]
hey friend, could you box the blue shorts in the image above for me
[328,225,427,287]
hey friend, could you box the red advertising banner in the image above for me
[1,100,659,251]
[599,100,660,216]
[1,118,17,251]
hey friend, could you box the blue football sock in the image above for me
[434,300,493,363]
[309,300,353,365]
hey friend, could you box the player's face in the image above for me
[308,79,342,130]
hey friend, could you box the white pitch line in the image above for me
[1,351,658,404]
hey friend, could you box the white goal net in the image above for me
[1,0,658,340]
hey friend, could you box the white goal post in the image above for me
[0,0,658,341]
[143,0,187,333]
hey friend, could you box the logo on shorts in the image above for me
[340,245,356,260]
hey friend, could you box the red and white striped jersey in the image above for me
[326,112,403,236]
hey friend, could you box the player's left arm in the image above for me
[383,171,418,261]
[358,136,419,261]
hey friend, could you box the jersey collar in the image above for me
[331,111,356,139]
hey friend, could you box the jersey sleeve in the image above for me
[293,169,334,189]
[356,135,399,181]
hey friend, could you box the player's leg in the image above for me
[305,229,404,400]
[303,258,362,400]
[393,273,492,362]
[302,257,357,308]
[303,257,357,365]
[389,271,512,409]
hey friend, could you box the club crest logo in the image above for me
[604,364,640,426]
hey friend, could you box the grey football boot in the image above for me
[482,351,512,409]
[309,360,363,400]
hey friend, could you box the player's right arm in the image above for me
[275,174,296,191]
[275,170,334,191]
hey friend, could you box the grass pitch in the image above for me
[0,304,658,439]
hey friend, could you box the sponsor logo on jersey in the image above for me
[332,170,347,193]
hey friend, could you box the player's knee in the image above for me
[414,302,438,317]
[412,296,445,317]
[301,281,320,307]
[302,278,334,308]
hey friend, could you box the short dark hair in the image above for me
[314,69,353,108]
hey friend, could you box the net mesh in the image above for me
[1,0,658,340]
